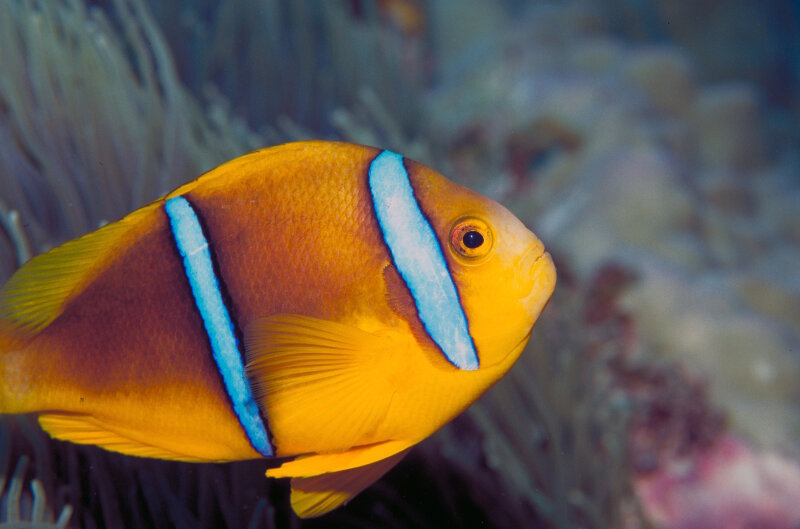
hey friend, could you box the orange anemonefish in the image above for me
[0,141,556,517]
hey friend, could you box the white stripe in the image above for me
[368,151,479,370]
[165,196,273,456]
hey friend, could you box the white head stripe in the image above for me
[368,151,479,371]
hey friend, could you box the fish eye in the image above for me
[449,217,494,262]
[463,230,484,249]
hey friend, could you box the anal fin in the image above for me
[38,413,212,462]
[290,449,410,518]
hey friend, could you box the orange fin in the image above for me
[266,438,416,478]
[245,314,410,451]
[38,413,211,462]
[290,449,410,518]
[0,203,159,339]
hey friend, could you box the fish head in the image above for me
[404,159,557,372]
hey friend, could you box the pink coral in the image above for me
[636,434,800,529]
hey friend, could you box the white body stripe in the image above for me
[368,151,479,371]
[165,196,273,456]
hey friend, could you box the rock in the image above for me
[428,0,506,77]
[646,119,697,165]
[542,145,697,273]
[621,260,800,452]
[624,47,697,117]
[730,272,800,343]
[693,84,767,171]
[568,37,625,74]
[697,171,758,216]
[592,149,694,241]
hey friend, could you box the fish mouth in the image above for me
[517,242,546,291]
[521,248,556,308]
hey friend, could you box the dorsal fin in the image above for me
[0,202,160,339]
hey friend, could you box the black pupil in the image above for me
[463,230,484,249]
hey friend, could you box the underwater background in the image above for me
[0,0,798,527]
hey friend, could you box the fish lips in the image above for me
[520,248,556,316]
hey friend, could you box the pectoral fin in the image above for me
[245,314,411,451]
[290,449,410,518]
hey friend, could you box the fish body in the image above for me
[0,141,556,516]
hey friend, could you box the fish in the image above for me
[0,140,556,517]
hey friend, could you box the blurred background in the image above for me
[0,1,798,528]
